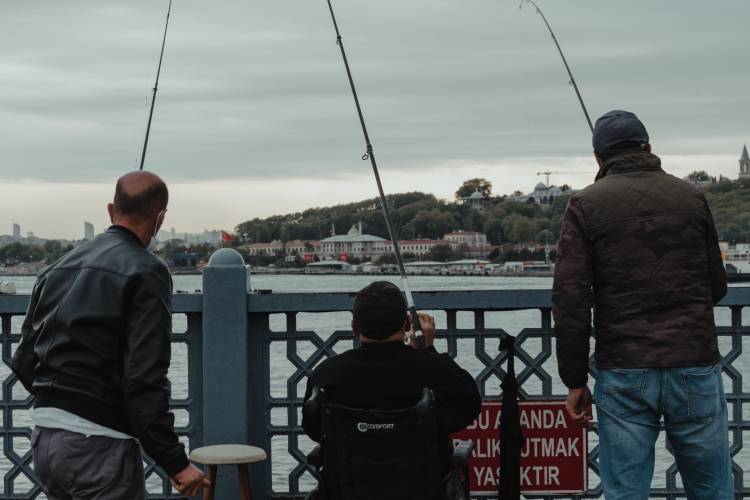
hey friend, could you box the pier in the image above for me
[1,249,748,499]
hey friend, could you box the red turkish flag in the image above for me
[221,231,233,242]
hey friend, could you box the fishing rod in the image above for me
[324,0,425,348]
[520,0,593,133]
[139,0,173,170]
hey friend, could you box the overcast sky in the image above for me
[1,0,748,239]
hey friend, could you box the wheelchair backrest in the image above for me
[305,387,446,500]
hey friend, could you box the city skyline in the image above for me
[0,1,747,238]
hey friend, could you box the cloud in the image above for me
[0,0,748,237]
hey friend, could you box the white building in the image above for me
[512,183,567,206]
[242,239,319,256]
[320,223,386,260]
[12,223,20,240]
[306,260,351,272]
[444,231,491,257]
[459,190,488,212]
[385,239,450,258]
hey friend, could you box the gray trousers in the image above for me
[32,427,145,500]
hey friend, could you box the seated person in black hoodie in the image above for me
[302,280,482,477]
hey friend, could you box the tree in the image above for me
[536,229,555,244]
[502,214,537,244]
[686,171,716,183]
[374,253,397,265]
[0,243,44,264]
[426,244,455,262]
[404,209,458,239]
[483,206,508,245]
[455,178,492,199]
[43,240,73,263]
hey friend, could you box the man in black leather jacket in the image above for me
[12,171,207,499]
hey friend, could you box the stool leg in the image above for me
[237,464,252,500]
[204,465,217,500]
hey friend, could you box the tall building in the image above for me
[84,222,95,241]
[12,223,20,240]
[740,144,750,179]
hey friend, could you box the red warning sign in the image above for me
[451,401,588,495]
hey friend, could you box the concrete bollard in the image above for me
[201,248,250,499]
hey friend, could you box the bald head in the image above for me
[113,171,169,221]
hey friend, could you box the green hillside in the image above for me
[235,179,571,247]
[235,175,750,248]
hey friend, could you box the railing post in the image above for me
[202,249,249,499]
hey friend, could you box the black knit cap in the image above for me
[352,281,407,340]
[592,110,649,157]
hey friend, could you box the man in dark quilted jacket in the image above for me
[553,110,732,499]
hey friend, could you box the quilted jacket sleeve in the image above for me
[552,197,594,389]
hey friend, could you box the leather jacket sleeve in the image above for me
[704,198,728,305]
[552,197,594,389]
[11,274,47,394]
[123,264,189,477]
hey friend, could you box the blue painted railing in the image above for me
[1,251,748,499]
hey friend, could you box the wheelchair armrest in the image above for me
[304,387,324,416]
[307,444,323,468]
[451,440,473,468]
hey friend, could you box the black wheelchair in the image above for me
[303,387,473,500]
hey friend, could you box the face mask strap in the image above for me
[153,209,167,238]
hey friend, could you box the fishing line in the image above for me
[520,0,593,133]
[324,0,426,348]
[139,0,173,171]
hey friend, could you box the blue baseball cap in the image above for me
[592,110,649,155]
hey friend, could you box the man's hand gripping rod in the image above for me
[324,0,425,348]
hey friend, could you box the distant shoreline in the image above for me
[1,269,555,278]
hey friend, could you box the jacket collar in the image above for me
[359,340,407,351]
[107,225,146,247]
[597,151,662,180]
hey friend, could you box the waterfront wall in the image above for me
[1,249,748,499]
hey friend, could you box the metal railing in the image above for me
[1,251,748,499]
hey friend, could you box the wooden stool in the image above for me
[190,444,267,500]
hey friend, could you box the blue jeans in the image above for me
[594,364,733,500]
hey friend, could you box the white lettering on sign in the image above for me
[469,407,569,431]
[520,437,580,458]
[452,401,588,494]
[520,465,561,486]
[471,438,502,458]
[471,465,562,488]
[519,409,567,429]
[466,437,581,459]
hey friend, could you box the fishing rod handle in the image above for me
[408,305,426,349]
